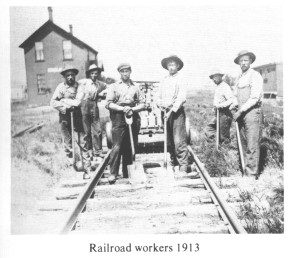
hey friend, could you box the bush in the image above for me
[259,113,284,169]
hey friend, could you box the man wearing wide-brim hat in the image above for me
[105,63,146,184]
[157,55,189,176]
[232,50,263,178]
[50,65,84,158]
[205,69,237,144]
[78,64,107,170]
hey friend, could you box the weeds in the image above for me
[237,186,284,233]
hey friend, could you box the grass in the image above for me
[185,90,284,234]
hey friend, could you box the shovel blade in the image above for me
[127,163,146,184]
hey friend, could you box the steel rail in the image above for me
[60,150,111,234]
[187,145,247,234]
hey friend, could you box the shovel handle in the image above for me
[70,111,76,165]
[235,121,245,175]
[77,132,84,170]
[216,108,220,151]
[125,114,135,162]
[164,110,167,168]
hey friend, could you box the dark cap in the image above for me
[117,63,131,72]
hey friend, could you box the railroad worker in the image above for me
[205,69,236,144]
[157,55,189,175]
[232,50,263,178]
[105,63,146,184]
[78,64,107,163]
[50,65,83,158]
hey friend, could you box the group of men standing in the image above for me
[205,50,263,178]
[51,49,263,183]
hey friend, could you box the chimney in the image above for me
[69,25,73,35]
[48,7,53,22]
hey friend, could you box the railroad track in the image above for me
[60,146,247,234]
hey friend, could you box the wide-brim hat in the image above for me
[209,69,224,79]
[117,63,131,72]
[86,64,100,76]
[161,55,184,71]
[234,50,256,64]
[60,65,79,76]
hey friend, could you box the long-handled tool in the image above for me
[216,108,220,151]
[164,110,167,169]
[125,114,146,184]
[235,121,245,176]
[70,111,76,167]
[71,111,84,172]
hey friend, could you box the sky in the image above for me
[10,6,282,89]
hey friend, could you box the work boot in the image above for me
[93,151,105,158]
[175,166,188,177]
[108,175,116,184]
[91,156,103,170]
[65,151,73,158]
[245,167,257,177]
[172,165,179,173]
[83,171,91,180]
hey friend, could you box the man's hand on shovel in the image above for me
[123,106,133,117]
[233,109,243,121]
[164,110,172,120]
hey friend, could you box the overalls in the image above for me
[59,87,83,156]
[237,84,263,175]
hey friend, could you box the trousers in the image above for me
[59,108,83,156]
[238,106,263,175]
[165,107,188,171]
[205,108,233,144]
[81,100,103,156]
[109,111,140,177]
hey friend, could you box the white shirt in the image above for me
[236,68,263,112]
[213,81,236,108]
[158,72,187,112]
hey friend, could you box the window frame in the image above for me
[36,73,50,95]
[35,41,45,62]
[62,40,73,61]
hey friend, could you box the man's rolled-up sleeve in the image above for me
[105,84,116,109]
[50,85,65,112]
[219,85,235,108]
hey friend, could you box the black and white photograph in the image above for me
[0,1,291,257]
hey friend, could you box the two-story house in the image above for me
[19,7,102,105]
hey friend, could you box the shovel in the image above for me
[216,108,220,151]
[235,121,245,176]
[125,114,146,184]
[164,110,167,169]
[70,111,84,172]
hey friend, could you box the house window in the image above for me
[63,40,73,60]
[35,42,44,61]
[37,74,50,95]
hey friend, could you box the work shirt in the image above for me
[158,72,187,112]
[213,81,236,108]
[236,68,263,112]
[50,82,83,113]
[78,78,107,102]
[105,79,145,108]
